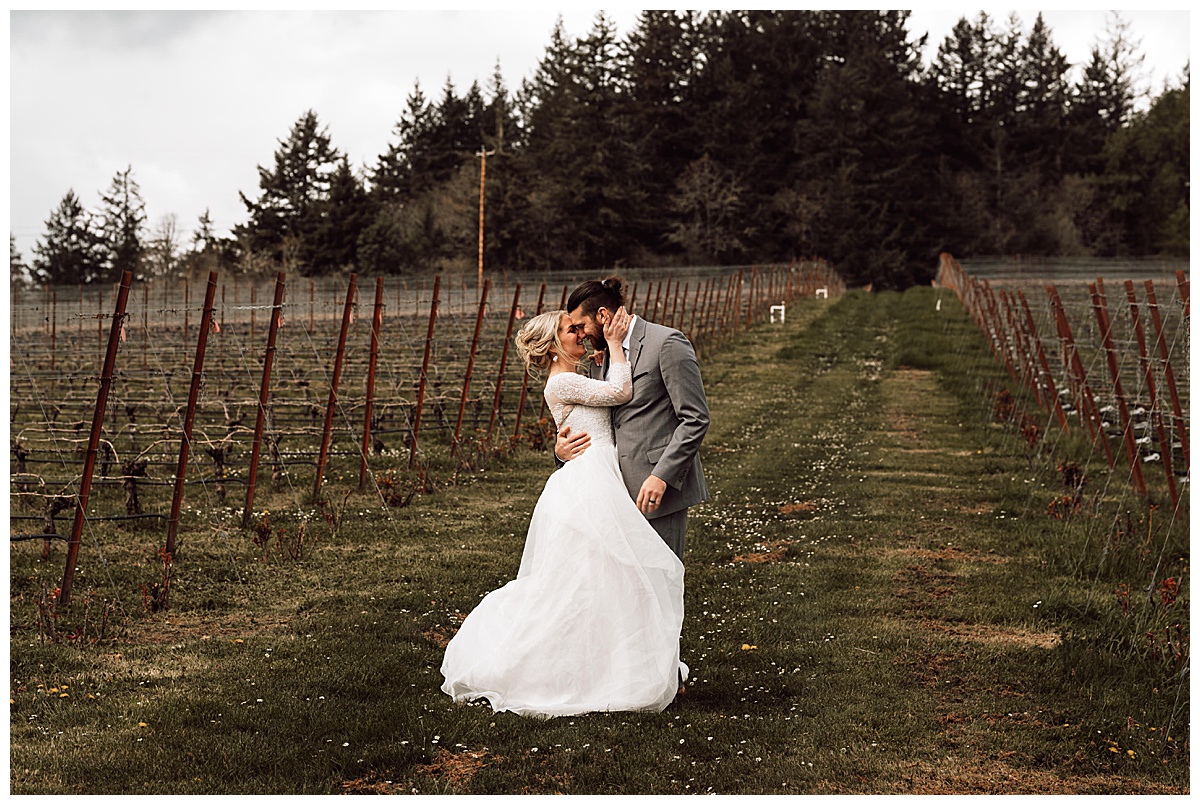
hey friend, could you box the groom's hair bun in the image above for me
[567,276,626,318]
[515,309,573,379]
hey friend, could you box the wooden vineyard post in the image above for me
[999,290,1041,406]
[166,271,218,567]
[241,272,286,529]
[1018,291,1068,431]
[734,268,746,335]
[744,267,754,329]
[699,276,716,357]
[534,285,568,426]
[746,266,757,330]
[671,281,685,330]
[453,278,491,457]
[1124,281,1179,509]
[982,282,1020,384]
[1144,280,1188,470]
[142,283,149,368]
[628,282,639,315]
[360,277,385,491]
[512,282,545,439]
[183,277,190,341]
[250,283,257,345]
[711,274,729,353]
[50,290,57,401]
[219,283,226,369]
[60,270,133,607]
[687,281,701,345]
[313,274,358,501]
[1089,281,1147,498]
[310,278,316,334]
[1176,270,1189,321]
[1007,290,1044,408]
[640,281,653,320]
[410,275,440,469]
[1046,285,1113,466]
[488,284,522,440]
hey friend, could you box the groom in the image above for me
[554,278,709,561]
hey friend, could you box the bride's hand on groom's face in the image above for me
[603,306,630,345]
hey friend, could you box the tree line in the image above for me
[14,10,1189,291]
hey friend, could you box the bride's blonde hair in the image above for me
[515,310,576,379]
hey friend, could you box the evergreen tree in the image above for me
[484,60,517,155]
[513,13,645,270]
[1067,12,1145,175]
[192,209,217,253]
[97,165,147,282]
[622,10,706,253]
[1097,68,1189,255]
[796,11,936,288]
[31,190,105,284]
[235,110,343,273]
[372,82,434,199]
[313,157,372,271]
[11,234,31,288]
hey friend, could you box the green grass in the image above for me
[9,289,1188,794]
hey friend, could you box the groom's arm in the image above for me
[554,426,590,466]
[649,332,709,490]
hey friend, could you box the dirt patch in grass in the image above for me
[892,564,959,608]
[778,501,818,515]
[734,539,795,563]
[413,747,496,788]
[120,612,292,645]
[885,545,1013,565]
[422,627,453,648]
[897,650,963,688]
[340,776,405,794]
[888,758,1186,795]
[926,621,1061,650]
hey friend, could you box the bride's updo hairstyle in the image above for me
[566,276,626,318]
[514,309,573,379]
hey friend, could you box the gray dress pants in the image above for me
[650,509,687,561]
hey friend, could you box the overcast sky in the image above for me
[8,8,1192,261]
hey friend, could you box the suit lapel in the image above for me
[627,316,647,376]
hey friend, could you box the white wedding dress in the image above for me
[440,361,687,718]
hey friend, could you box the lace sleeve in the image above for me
[545,362,632,408]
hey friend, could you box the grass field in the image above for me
[8,287,1188,794]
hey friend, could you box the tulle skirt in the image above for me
[440,443,687,718]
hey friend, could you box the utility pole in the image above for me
[476,146,495,294]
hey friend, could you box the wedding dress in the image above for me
[440,361,687,718]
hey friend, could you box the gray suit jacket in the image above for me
[598,316,710,519]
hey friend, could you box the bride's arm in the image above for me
[547,305,633,407]
[548,364,631,408]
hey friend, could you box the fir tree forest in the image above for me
[18,11,1191,292]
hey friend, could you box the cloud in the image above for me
[8,8,1188,262]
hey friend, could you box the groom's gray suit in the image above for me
[597,315,710,559]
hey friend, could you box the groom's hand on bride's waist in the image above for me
[555,426,590,462]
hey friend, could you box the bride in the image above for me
[440,305,687,718]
